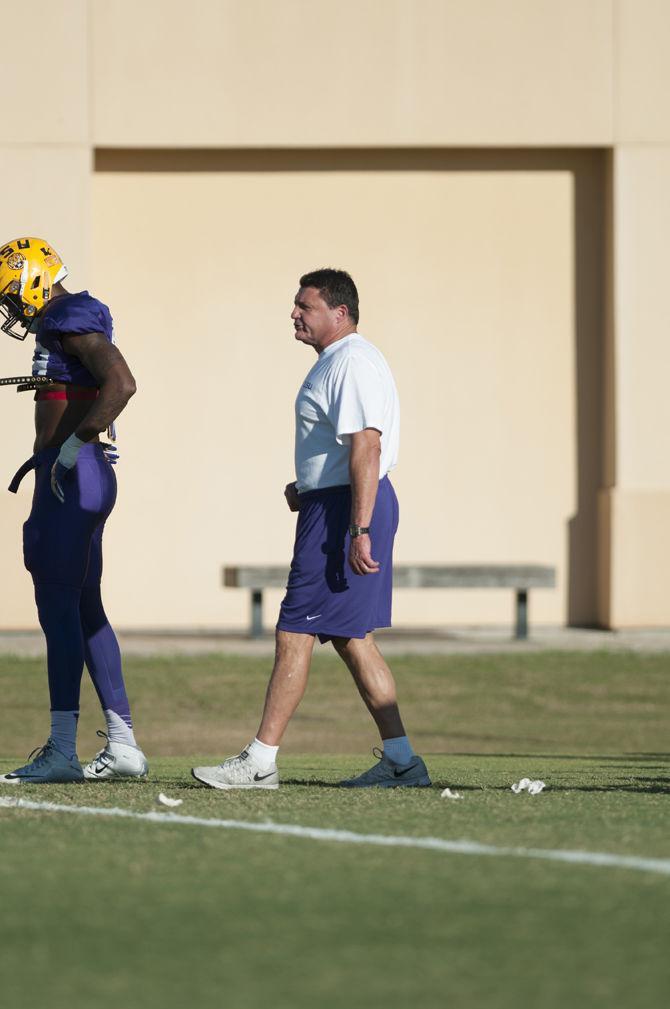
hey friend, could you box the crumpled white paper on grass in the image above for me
[157,793,183,807]
[440,788,463,799]
[511,777,546,795]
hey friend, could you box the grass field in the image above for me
[0,650,668,1009]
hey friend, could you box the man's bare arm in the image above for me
[61,331,137,441]
[348,428,381,575]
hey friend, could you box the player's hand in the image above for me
[50,460,71,504]
[284,481,301,512]
[50,433,86,503]
[101,442,119,465]
[349,533,380,575]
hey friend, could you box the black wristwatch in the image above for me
[348,524,370,538]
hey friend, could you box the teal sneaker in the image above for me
[0,739,84,785]
[340,749,431,788]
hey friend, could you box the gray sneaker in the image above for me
[340,749,431,788]
[0,739,84,785]
[192,748,279,790]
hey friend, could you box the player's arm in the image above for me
[50,332,136,503]
[348,427,381,576]
[61,331,137,441]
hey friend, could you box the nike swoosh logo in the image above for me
[254,770,276,782]
[305,614,322,621]
[393,763,419,777]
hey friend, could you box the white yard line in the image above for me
[1,795,669,877]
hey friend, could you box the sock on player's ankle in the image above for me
[50,710,79,758]
[382,735,415,765]
[248,737,279,769]
[104,709,138,747]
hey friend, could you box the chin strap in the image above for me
[0,375,54,393]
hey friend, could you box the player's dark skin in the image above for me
[33,285,136,453]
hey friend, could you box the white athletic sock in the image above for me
[50,711,79,759]
[104,709,138,747]
[248,737,279,769]
[382,735,415,765]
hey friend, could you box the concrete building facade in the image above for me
[1,1,668,631]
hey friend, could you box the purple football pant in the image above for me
[277,475,399,643]
[18,444,133,724]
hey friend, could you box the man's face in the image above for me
[291,287,341,350]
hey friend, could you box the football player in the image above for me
[0,237,148,783]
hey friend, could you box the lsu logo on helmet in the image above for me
[0,237,68,340]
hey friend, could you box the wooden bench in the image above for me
[222,564,556,640]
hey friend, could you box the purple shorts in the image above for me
[276,475,399,643]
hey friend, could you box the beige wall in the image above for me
[612,148,670,491]
[91,0,614,147]
[1,1,670,629]
[615,0,670,142]
[598,144,670,625]
[4,2,88,146]
[0,1,90,626]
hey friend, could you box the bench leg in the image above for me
[515,589,528,640]
[251,589,263,639]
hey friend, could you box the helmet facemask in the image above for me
[0,286,35,340]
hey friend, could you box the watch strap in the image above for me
[349,524,370,538]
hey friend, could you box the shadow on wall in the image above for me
[95,147,608,627]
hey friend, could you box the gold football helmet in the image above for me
[0,237,68,340]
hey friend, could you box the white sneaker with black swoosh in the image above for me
[191,748,279,790]
[340,749,431,788]
[83,733,148,781]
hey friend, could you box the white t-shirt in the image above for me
[294,333,400,492]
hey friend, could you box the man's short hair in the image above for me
[300,268,359,325]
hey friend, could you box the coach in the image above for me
[193,269,430,790]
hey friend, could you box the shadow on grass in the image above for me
[446,752,670,762]
[439,778,670,795]
[556,782,670,791]
[143,774,670,795]
[156,776,345,790]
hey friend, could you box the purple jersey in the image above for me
[32,291,114,387]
